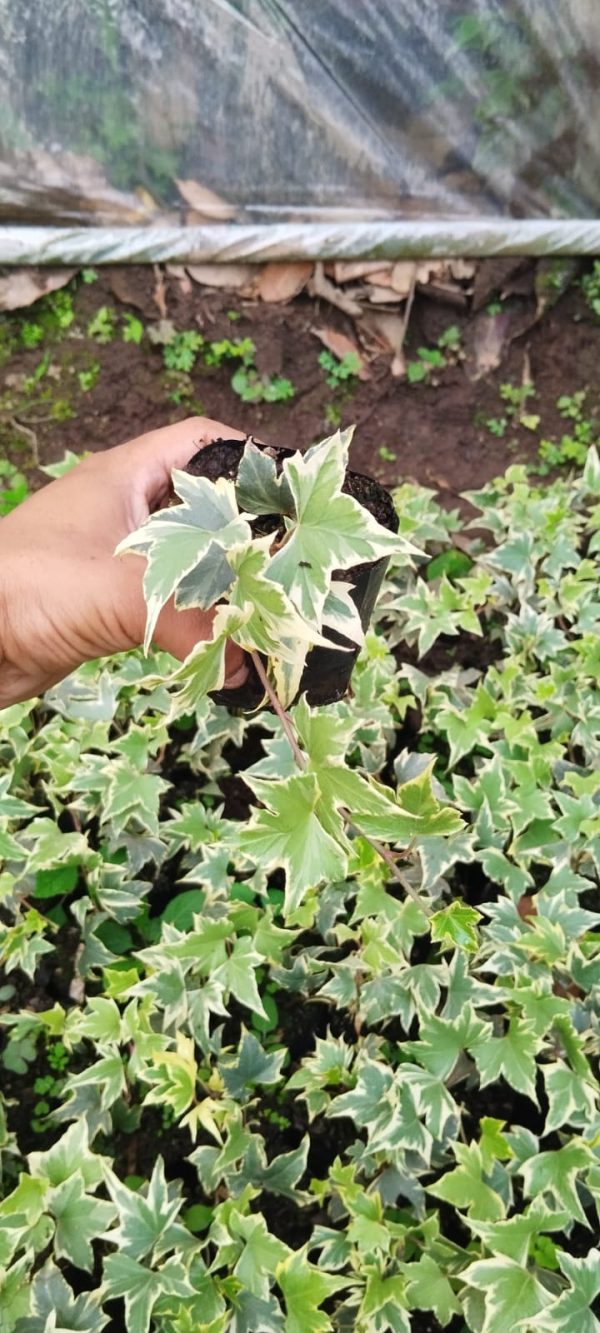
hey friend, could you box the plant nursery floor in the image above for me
[1,259,599,501]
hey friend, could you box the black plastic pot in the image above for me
[185,439,398,709]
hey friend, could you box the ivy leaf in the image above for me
[233,1134,310,1202]
[467,1200,571,1265]
[276,1247,347,1333]
[267,430,405,629]
[469,1018,540,1105]
[143,1031,198,1120]
[402,1254,462,1326]
[292,697,396,841]
[101,1254,192,1333]
[116,472,251,650]
[49,1170,116,1271]
[235,440,294,515]
[167,604,251,714]
[18,1258,110,1333]
[520,1140,593,1226]
[321,581,365,646]
[219,1029,286,1102]
[211,937,269,1020]
[431,899,481,952]
[230,1213,290,1296]
[356,761,463,843]
[105,1156,184,1261]
[226,542,321,661]
[428,1141,505,1222]
[543,1061,599,1134]
[238,773,346,916]
[528,1248,600,1333]
[28,1120,105,1191]
[103,761,170,837]
[403,1005,489,1079]
[462,1256,555,1332]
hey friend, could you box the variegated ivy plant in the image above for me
[116,429,455,915]
[118,428,410,707]
[0,438,599,1333]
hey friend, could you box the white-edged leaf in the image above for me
[116,473,251,650]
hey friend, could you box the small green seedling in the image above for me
[318,349,361,388]
[78,360,101,393]
[163,330,204,372]
[378,446,397,462]
[536,390,596,474]
[486,380,539,437]
[407,327,461,385]
[121,313,144,345]
[20,321,45,349]
[87,306,117,344]
[231,366,294,403]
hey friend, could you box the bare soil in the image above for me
[3,261,599,505]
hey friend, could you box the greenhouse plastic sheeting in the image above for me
[1,0,600,263]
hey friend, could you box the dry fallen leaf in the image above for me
[257,262,313,303]
[333,261,390,284]
[449,259,476,281]
[359,311,407,378]
[390,261,419,297]
[165,263,193,297]
[176,179,236,220]
[365,286,403,305]
[312,326,370,380]
[309,263,363,317]
[0,268,76,313]
[368,267,395,288]
[187,262,255,290]
[146,319,177,346]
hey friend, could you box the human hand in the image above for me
[0,416,248,708]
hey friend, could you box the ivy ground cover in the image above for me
[0,443,599,1332]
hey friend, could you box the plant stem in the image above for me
[249,652,306,770]
[250,651,428,912]
[348,821,427,911]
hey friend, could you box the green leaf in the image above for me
[238,772,345,917]
[101,1253,185,1333]
[468,1200,571,1265]
[103,761,169,836]
[402,1254,462,1326]
[462,1256,555,1332]
[528,1248,600,1332]
[28,1120,105,1190]
[231,1213,290,1296]
[227,542,320,660]
[105,1157,184,1261]
[267,430,405,628]
[50,1170,116,1270]
[428,1141,505,1221]
[469,1018,540,1104]
[543,1061,599,1134]
[431,899,481,952]
[211,938,268,1020]
[168,604,251,712]
[33,863,79,899]
[520,1140,593,1226]
[117,472,251,649]
[235,440,294,515]
[277,1247,347,1333]
[356,761,463,842]
[219,1029,285,1102]
[403,1004,488,1079]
